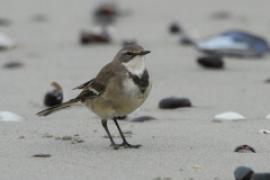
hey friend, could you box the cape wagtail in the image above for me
[37,44,152,149]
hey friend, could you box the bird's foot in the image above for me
[110,142,141,150]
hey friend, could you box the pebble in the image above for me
[18,136,25,139]
[131,116,156,123]
[0,111,24,122]
[264,78,270,84]
[0,18,11,26]
[0,33,16,50]
[213,112,246,122]
[62,136,72,141]
[234,145,256,153]
[169,22,182,34]
[80,30,111,45]
[258,129,270,135]
[159,97,192,109]
[93,2,118,25]
[3,62,23,69]
[234,166,254,180]
[251,173,270,180]
[32,153,51,158]
[197,56,224,69]
[210,11,232,20]
[44,81,63,107]
[31,14,48,23]
[71,137,84,144]
[179,36,194,46]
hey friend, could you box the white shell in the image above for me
[0,33,16,49]
[213,111,246,122]
[265,114,270,120]
[258,129,270,135]
[0,111,24,122]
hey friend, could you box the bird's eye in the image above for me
[125,52,134,56]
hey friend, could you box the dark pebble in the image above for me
[93,3,118,25]
[0,18,11,26]
[131,116,156,123]
[62,136,72,141]
[31,14,48,22]
[32,153,51,158]
[264,78,270,83]
[44,82,63,107]
[179,36,194,46]
[94,3,118,17]
[169,22,182,34]
[234,145,256,153]
[251,173,270,180]
[80,31,111,45]
[3,62,23,69]
[234,166,254,180]
[210,11,232,20]
[197,56,224,69]
[159,97,192,109]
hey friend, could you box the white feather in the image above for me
[122,56,145,77]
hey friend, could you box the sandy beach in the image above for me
[1,0,270,179]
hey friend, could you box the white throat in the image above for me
[122,56,146,76]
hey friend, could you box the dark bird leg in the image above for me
[113,117,141,148]
[101,119,119,149]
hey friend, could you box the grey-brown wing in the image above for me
[73,79,95,90]
[75,80,106,102]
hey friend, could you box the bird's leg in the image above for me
[113,117,141,148]
[101,119,119,149]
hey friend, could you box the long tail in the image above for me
[37,99,79,116]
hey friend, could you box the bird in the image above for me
[37,44,152,149]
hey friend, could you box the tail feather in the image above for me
[37,99,79,116]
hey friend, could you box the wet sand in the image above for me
[0,0,270,179]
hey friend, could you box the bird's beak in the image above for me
[139,50,151,56]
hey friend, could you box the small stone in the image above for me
[258,129,270,135]
[0,18,11,26]
[44,81,63,107]
[264,78,270,83]
[197,56,224,69]
[42,133,53,138]
[234,145,256,153]
[169,22,182,34]
[0,111,24,122]
[32,153,51,158]
[159,97,192,109]
[213,112,246,122]
[18,136,25,139]
[71,137,84,144]
[251,173,270,180]
[54,136,62,140]
[80,30,111,45]
[62,136,72,141]
[31,14,48,22]
[3,62,23,69]
[210,11,232,20]
[179,36,194,46]
[131,115,156,123]
[234,166,254,180]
